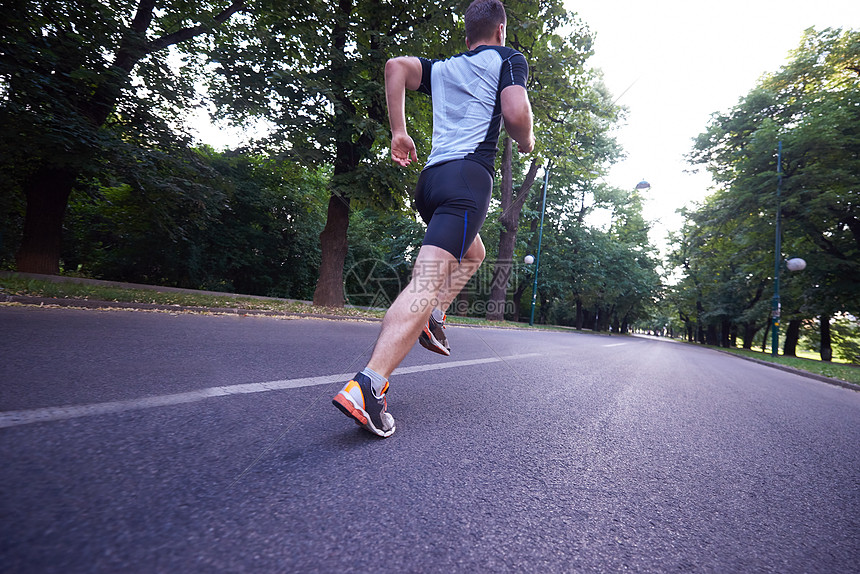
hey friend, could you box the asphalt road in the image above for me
[1,305,858,573]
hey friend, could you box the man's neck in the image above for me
[469,40,502,50]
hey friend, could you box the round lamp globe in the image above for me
[786,258,807,272]
[524,255,535,265]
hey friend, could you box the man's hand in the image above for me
[391,132,418,167]
[517,134,536,154]
[385,57,423,167]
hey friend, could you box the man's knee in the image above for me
[464,236,485,265]
[412,245,456,288]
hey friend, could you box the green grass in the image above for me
[0,275,384,319]
[721,347,860,386]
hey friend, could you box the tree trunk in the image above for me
[313,193,350,307]
[486,138,514,321]
[487,250,514,320]
[720,319,731,348]
[741,323,757,349]
[707,324,718,346]
[15,166,79,274]
[486,138,539,320]
[783,319,801,357]
[538,292,548,325]
[310,0,383,308]
[820,314,833,362]
[512,275,527,321]
[761,322,771,353]
[487,225,515,320]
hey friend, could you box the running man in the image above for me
[332,0,535,437]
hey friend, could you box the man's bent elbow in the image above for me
[384,58,401,80]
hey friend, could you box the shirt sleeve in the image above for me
[500,51,529,90]
[417,57,434,95]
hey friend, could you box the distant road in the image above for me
[2,305,858,573]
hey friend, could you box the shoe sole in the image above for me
[419,329,450,356]
[332,393,395,438]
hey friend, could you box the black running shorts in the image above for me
[414,159,493,261]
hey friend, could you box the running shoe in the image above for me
[419,313,450,356]
[332,372,395,438]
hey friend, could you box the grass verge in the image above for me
[0,275,541,329]
[0,275,384,319]
[721,347,860,386]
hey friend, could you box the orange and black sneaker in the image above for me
[419,312,450,356]
[332,372,395,438]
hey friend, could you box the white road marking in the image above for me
[603,343,627,347]
[0,353,541,429]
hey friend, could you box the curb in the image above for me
[0,271,298,302]
[1,294,383,323]
[0,293,572,332]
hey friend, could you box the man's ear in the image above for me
[466,36,472,50]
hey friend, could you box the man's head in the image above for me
[465,0,507,49]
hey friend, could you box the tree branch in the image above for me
[131,0,157,34]
[147,0,247,53]
[514,159,540,204]
[113,0,156,73]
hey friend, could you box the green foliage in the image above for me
[0,0,657,321]
[514,181,661,330]
[0,0,215,170]
[0,179,25,266]
[674,27,860,354]
[344,207,425,307]
[801,315,860,365]
[0,0,248,272]
[63,149,328,299]
[206,0,458,208]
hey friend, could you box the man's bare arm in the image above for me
[500,85,535,153]
[384,56,424,166]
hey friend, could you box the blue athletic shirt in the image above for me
[417,45,529,173]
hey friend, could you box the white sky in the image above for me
[567,0,858,251]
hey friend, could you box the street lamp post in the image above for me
[529,167,549,327]
[771,142,783,356]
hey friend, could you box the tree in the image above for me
[486,138,540,319]
[208,0,458,307]
[484,1,624,320]
[684,27,859,358]
[0,0,247,274]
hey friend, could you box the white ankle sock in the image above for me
[361,367,388,396]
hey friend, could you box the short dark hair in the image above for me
[464,0,507,44]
